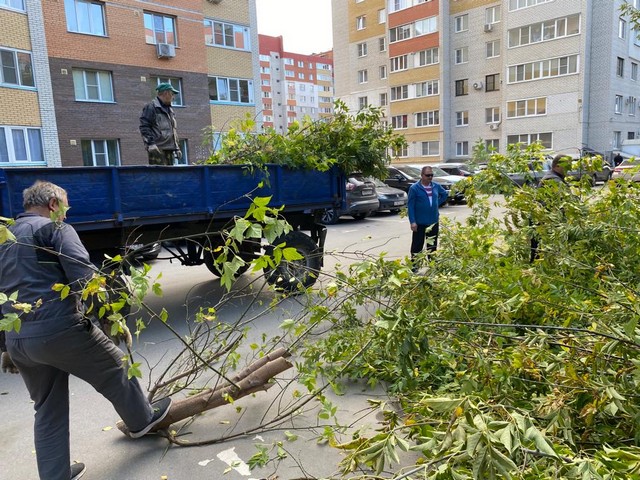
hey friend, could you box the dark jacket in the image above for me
[538,169,568,187]
[407,181,448,225]
[139,97,179,151]
[0,213,94,341]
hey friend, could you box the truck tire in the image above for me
[264,231,322,291]
[320,208,339,225]
[203,238,254,278]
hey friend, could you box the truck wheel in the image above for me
[320,208,339,225]
[264,231,322,291]
[203,238,254,278]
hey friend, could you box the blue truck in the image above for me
[0,164,345,290]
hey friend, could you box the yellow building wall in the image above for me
[0,9,31,50]
[0,90,41,125]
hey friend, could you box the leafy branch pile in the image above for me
[205,100,406,179]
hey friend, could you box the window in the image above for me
[615,95,623,114]
[416,110,439,127]
[456,141,469,156]
[390,55,408,72]
[417,47,438,67]
[284,58,294,65]
[485,6,500,24]
[263,102,272,110]
[379,65,387,79]
[455,47,468,65]
[456,111,469,126]
[356,15,366,30]
[358,96,368,110]
[415,80,438,97]
[507,97,547,118]
[508,14,581,48]
[485,73,500,91]
[379,37,387,52]
[389,0,409,13]
[414,17,437,36]
[455,14,468,32]
[633,63,638,81]
[259,54,270,62]
[64,0,106,36]
[507,55,579,83]
[619,18,627,39]
[208,76,254,104]
[421,141,439,156]
[81,139,120,166]
[455,79,468,96]
[0,48,35,87]
[378,8,386,23]
[509,0,553,11]
[486,107,500,123]
[72,69,113,102]
[391,115,408,129]
[0,126,43,163]
[379,92,388,106]
[298,73,305,79]
[357,69,368,83]
[144,12,176,45]
[486,139,499,151]
[260,66,270,74]
[507,133,552,149]
[285,70,294,77]
[390,24,412,43]
[486,40,500,58]
[629,97,637,116]
[0,0,24,10]
[617,57,624,77]
[390,85,408,101]
[357,42,368,57]
[613,131,622,149]
[204,20,250,50]
[298,61,304,67]
[629,131,636,140]
[151,76,182,106]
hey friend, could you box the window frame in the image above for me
[0,47,35,88]
[485,73,500,92]
[455,79,468,96]
[455,111,469,127]
[81,139,121,166]
[421,140,439,156]
[357,42,368,57]
[357,69,368,84]
[143,11,176,45]
[64,0,106,37]
[150,76,183,106]
[208,76,254,105]
[0,126,44,164]
[454,14,468,33]
[507,97,547,118]
[72,68,114,103]
[415,110,439,127]
[455,141,469,157]
[204,19,250,51]
[0,0,25,12]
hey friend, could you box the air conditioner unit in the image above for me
[484,23,493,32]
[156,43,176,58]
[489,123,500,131]
[472,81,483,90]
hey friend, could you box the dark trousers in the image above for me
[411,222,439,264]
[7,321,154,480]
[148,149,175,166]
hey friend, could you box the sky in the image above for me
[256,0,333,55]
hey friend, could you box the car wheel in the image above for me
[352,212,368,220]
[390,209,400,214]
[320,208,339,225]
[264,231,322,291]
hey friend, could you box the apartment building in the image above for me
[258,34,334,132]
[0,0,260,167]
[333,0,640,163]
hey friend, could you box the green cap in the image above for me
[156,83,179,94]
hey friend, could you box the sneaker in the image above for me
[70,462,86,480]
[129,397,172,438]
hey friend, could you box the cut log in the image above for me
[117,348,293,436]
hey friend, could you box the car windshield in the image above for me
[430,166,449,177]
[396,165,423,177]
[368,177,387,187]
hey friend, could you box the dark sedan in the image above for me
[368,177,407,213]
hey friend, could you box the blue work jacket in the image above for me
[407,181,448,225]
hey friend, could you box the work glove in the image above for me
[147,144,161,154]
[175,150,183,160]
[1,351,19,374]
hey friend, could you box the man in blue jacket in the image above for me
[407,165,448,271]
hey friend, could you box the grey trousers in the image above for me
[7,320,154,480]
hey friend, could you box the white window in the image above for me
[632,62,638,81]
[486,107,501,123]
[414,17,437,36]
[357,42,368,57]
[208,76,254,104]
[507,133,553,149]
[204,19,250,50]
[615,95,623,114]
[0,48,35,88]
[617,57,624,77]
[390,55,408,72]
[507,55,579,83]
[485,6,500,24]
[262,91,271,98]
[0,126,43,163]
[379,92,388,106]
[65,0,106,36]
[415,80,438,97]
[392,144,408,157]
[629,97,637,116]
[263,115,272,122]
[358,69,368,83]
[455,14,468,33]
[421,141,439,156]
[390,24,412,43]
[416,110,439,127]
[298,73,305,79]
[1,0,24,11]
[378,8,386,23]
[613,131,622,149]
[390,85,409,101]
[356,15,366,30]
[507,97,547,118]
[151,76,183,106]
[619,18,627,39]
[379,37,386,52]
[72,69,114,102]
[454,47,468,65]
[285,70,294,77]
[379,65,387,79]
[417,47,438,67]
[81,139,120,166]
[388,0,409,13]
[144,12,176,45]
[358,96,368,110]
[391,115,407,129]
[486,139,499,151]
[508,14,580,48]
[259,54,270,62]
[456,141,469,156]
[486,40,500,58]
[284,58,294,65]
[508,0,553,11]
[456,111,469,126]
[298,60,304,67]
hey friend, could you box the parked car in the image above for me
[433,162,478,177]
[384,165,456,204]
[368,177,407,213]
[561,151,613,184]
[508,155,612,187]
[320,173,380,225]
[408,164,467,204]
[612,157,640,182]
